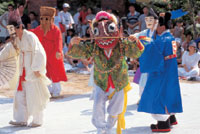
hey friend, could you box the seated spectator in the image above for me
[173,20,184,39]
[197,41,200,52]
[197,41,200,68]
[29,11,38,29]
[0,4,14,37]
[73,8,81,35]
[59,3,74,30]
[66,29,75,45]
[54,7,62,29]
[79,4,88,37]
[105,7,112,14]
[181,32,192,51]
[139,6,149,31]
[176,38,184,65]
[86,7,95,25]
[178,41,200,80]
[63,29,76,67]
[126,4,140,34]
[18,3,31,29]
[0,4,14,28]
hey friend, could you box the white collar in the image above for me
[160,29,170,36]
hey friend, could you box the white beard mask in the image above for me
[145,16,155,29]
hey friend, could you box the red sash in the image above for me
[106,75,115,92]
[17,68,26,91]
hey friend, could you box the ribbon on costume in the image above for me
[117,83,132,134]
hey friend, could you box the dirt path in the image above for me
[0,73,92,98]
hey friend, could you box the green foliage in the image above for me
[0,1,14,15]
[148,0,200,38]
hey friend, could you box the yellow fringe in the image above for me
[117,83,132,134]
[108,91,116,100]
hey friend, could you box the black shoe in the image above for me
[169,115,178,125]
[151,120,171,132]
[188,77,196,81]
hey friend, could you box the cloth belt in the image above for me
[164,54,176,60]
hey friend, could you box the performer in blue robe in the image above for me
[137,12,183,132]
[133,8,159,102]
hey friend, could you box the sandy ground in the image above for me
[0,73,134,99]
[0,73,92,98]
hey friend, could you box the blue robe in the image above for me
[138,30,183,114]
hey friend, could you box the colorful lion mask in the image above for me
[91,11,120,49]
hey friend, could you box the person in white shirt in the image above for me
[73,8,81,35]
[59,3,74,30]
[178,41,200,79]
[54,7,65,29]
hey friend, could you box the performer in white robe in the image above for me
[1,14,51,126]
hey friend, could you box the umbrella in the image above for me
[0,56,17,87]
[171,9,188,19]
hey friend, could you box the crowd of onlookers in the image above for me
[0,2,200,81]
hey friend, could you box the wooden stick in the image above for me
[80,36,128,41]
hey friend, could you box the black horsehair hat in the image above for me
[158,12,172,29]
[147,8,158,19]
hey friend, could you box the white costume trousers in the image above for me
[139,73,148,97]
[151,114,170,121]
[178,67,199,78]
[152,113,175,122]
[13,82,44,125]
[92,85,124,133]
[48,82,61,97]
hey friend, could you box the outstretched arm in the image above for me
[122,35,144,59]
[67,37,94,59]
[0,42,18,61]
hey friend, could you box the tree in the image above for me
[0,1,14,15]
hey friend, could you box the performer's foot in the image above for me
[9,120,27,126]
[28,123,42,127]
[151,120,171,132]
[168,115,178,125]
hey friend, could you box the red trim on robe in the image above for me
[17,68,26,91]
[105,75,115,92]
[137,40,145,51]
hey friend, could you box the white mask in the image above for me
[145,16,155,29]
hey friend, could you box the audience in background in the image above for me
[126,4,140,34]
[18,3,31,29]
[182,32,193,51]
[79,5,88,37]
[138,6,149,31]
[176,38,184,65]
[1,3,199,77]
[178,41,200,80]
[29,11,38,29]
[173,20,184,39]
[73,8,81,35]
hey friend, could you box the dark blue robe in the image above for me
[138,30,183,114]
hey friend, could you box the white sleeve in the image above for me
[181,51,187,65]
[70,13,74,24]
[0,12,8,22]
[0,42,17,61]
[28,33,46,72]
[138,15,142,22]
[133,29,148,38]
